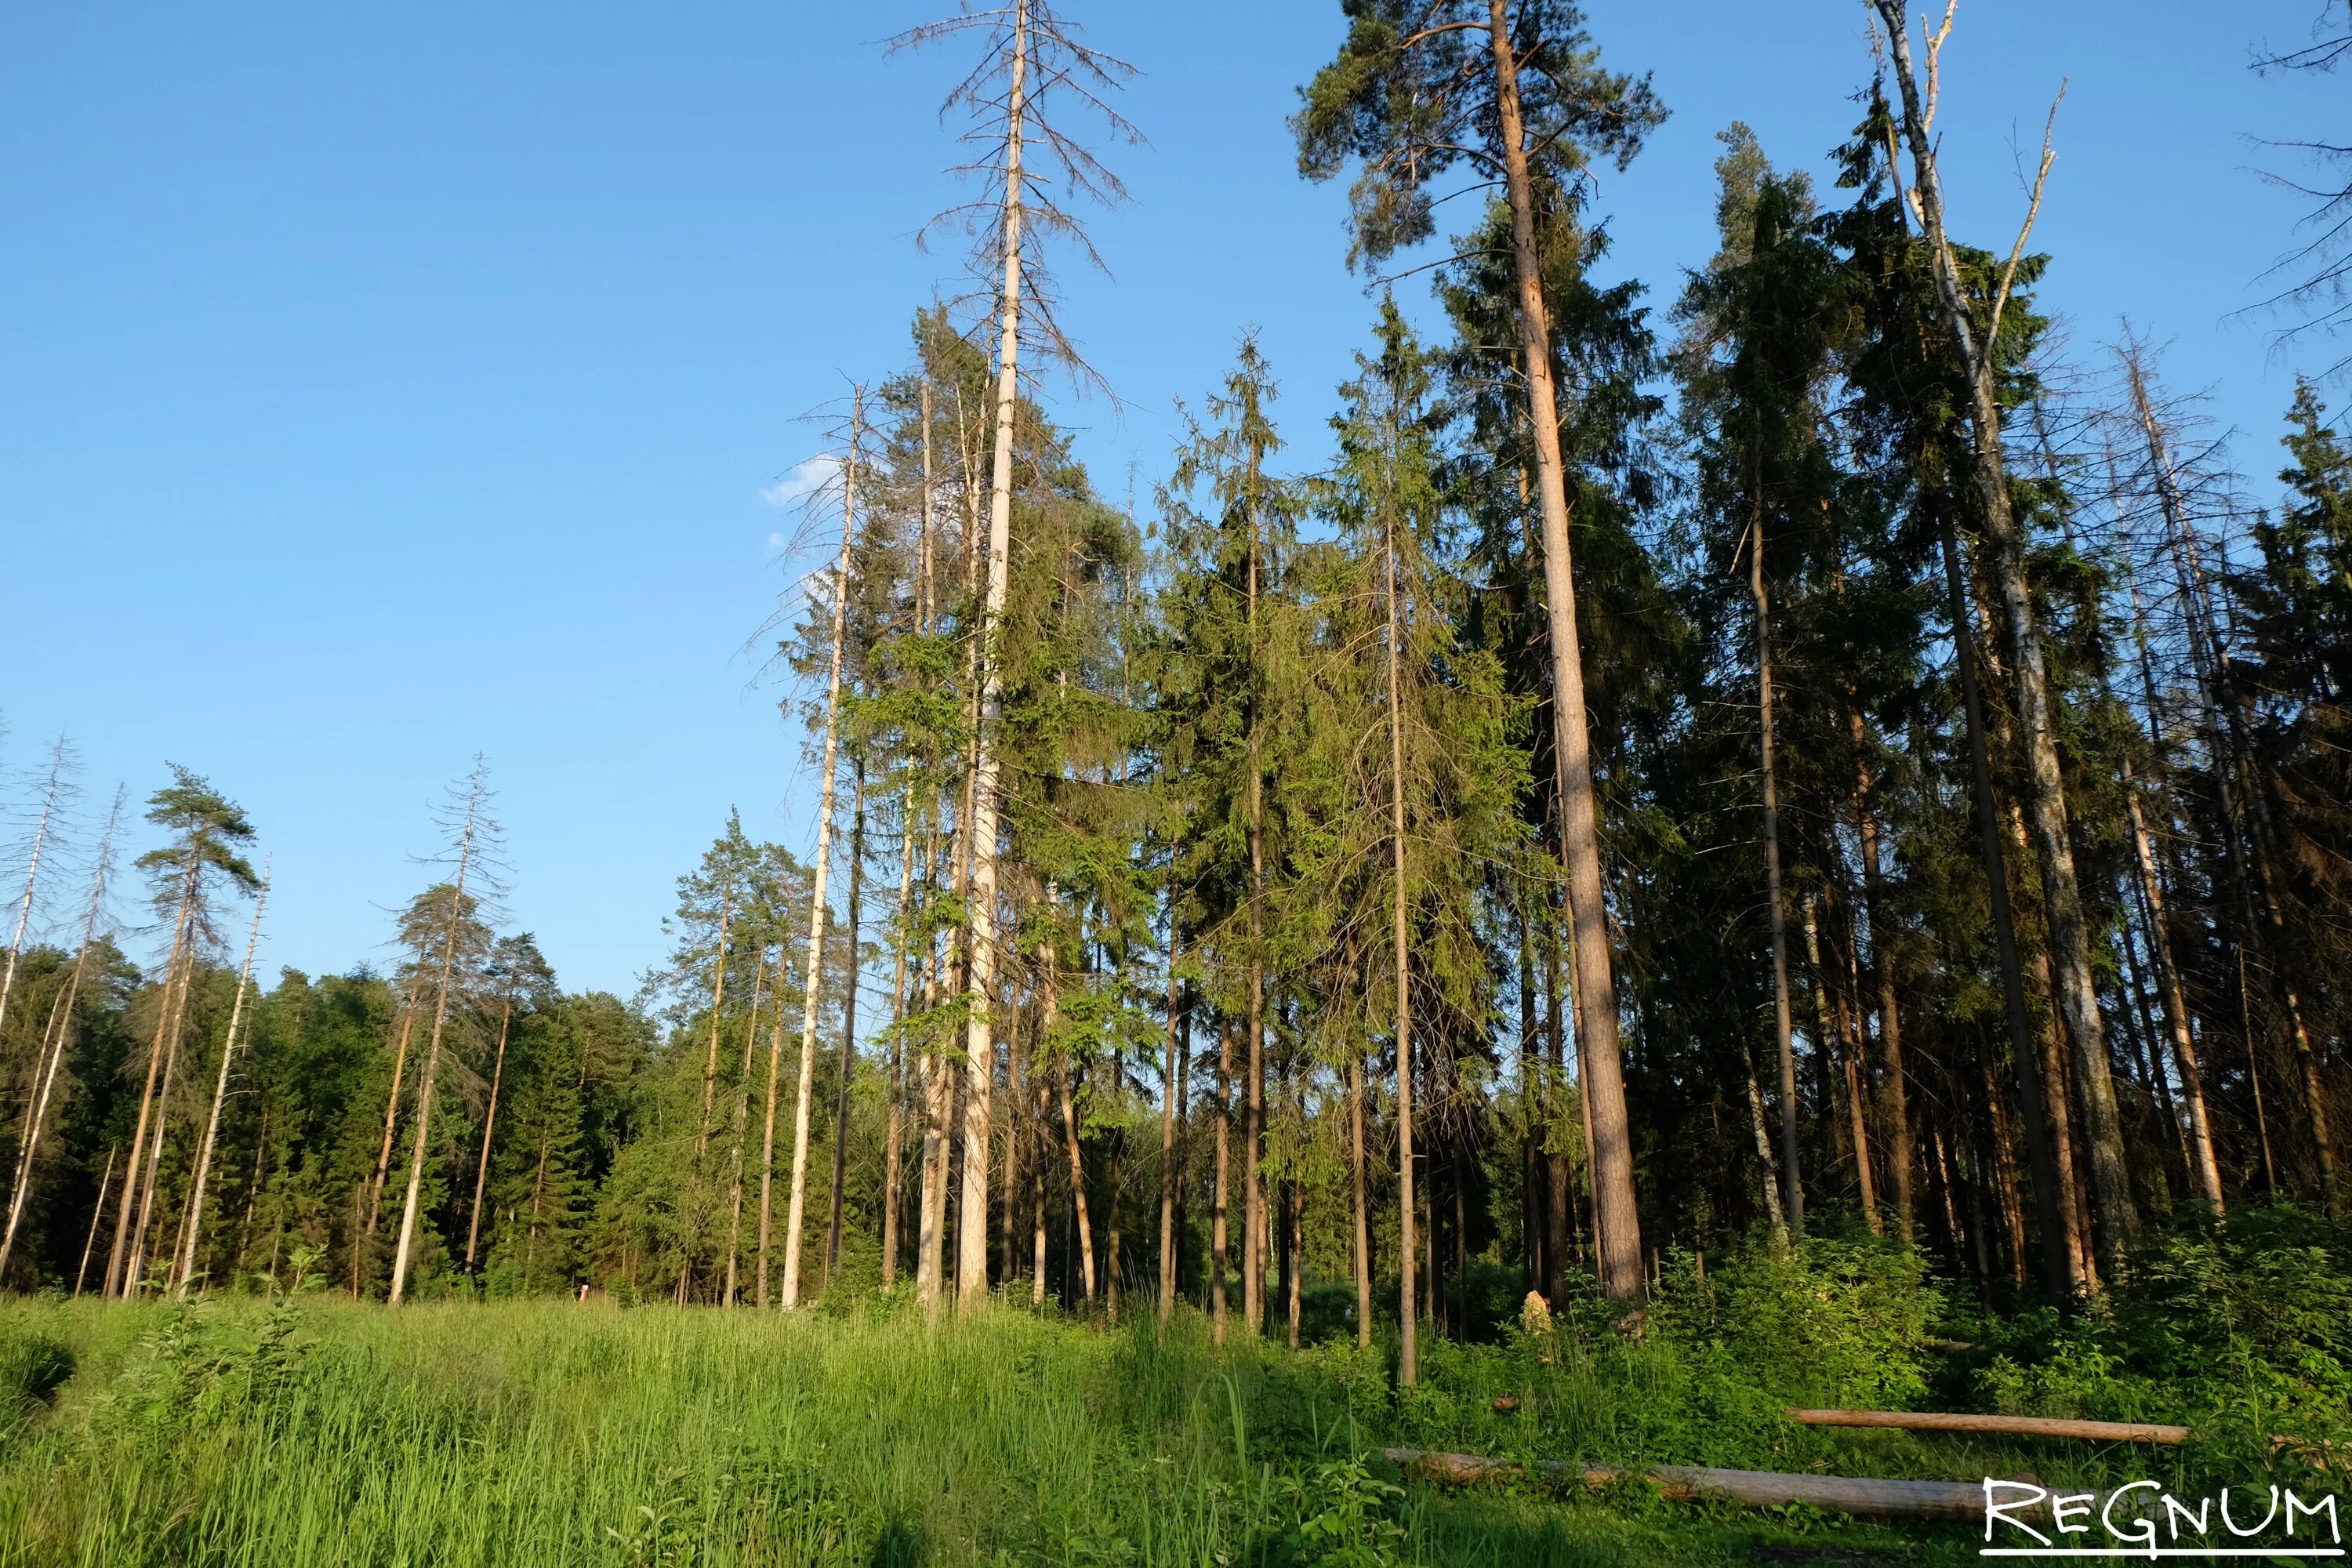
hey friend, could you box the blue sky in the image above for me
[2,1,2340,995]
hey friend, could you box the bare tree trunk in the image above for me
[1386,483,1421,1378]
[368,986,421,1240]
[174,864,270,1296]
[1,797,120,1283]
[1744,1054,1789,1244]
[825,763,866,1287]
[1051,1054,1094,1302]
[464,997,514,1273]
[74,1146,115,1298]
[109,857,198,1298]
[956,0,1030,1312]
[757,950,793,1306]
[126,909,205,1294]
[0,742,64,1056]
[1244,483,1268,1337]
[1750,512,1805,1232]
[1484,0,1642,1300]
[390,779,488,1305]
[2124,776,2225,1210]
[782,397,862,1312]
[1877,4,2131,1274]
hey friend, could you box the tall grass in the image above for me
[0,1294,1730,1566]
[5,1218,2343,1565]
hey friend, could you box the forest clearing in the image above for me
[5,0,2352,1561]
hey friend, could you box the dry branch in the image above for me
[1383,1447,2024,1522]
[1785,1409,2190,1443]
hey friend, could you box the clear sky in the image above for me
[3,1,2340,996]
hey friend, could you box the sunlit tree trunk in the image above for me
[367,985,421,1242]
[1,793,119,1283]
[108,855,197,1298]
[1388,488,1419,1381]
[174,863,270,1296]
[1749,510,1803,1233]
[1483,0,1642,1299]
[464,996,514,1274]
[957,0,1029,1311]
[757,947,789,1308]
[0,742,65,1058]
[390,777,488,1306]
[1878,2,2131,1273]
[782,397,862,1311]
[74,1146,115,1298]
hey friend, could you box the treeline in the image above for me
[2,2,2347,1380]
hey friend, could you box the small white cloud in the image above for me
[768,531,789,551]
[760,456,840,509]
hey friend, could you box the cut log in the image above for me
[1786,1409,2188,1444]
[1383,1448,2015,1522]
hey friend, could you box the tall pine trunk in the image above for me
[1750,510,1803,1233]
[1387,488,1420,1380]
[956,0,1030,1310]
[1484,0,1643,1299]
[782,398,862,1311]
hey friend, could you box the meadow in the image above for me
[4,1215,2348,1566]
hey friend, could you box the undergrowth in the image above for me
[0,1206,2343,1566]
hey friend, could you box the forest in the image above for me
[3,2,2351,1563]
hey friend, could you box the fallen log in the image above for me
[1785,1409,2189,1444]
[1382,1447,2004,1522]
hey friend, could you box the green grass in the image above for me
[5,1221,2347,1568]
[0,1290,2006,1568]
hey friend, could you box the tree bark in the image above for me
[1388,479,1420,1380]
[782,397,862,1311]
[0,803,118,1284]
[1878,4,2132,1273]
[109,855,198,1298]
[1484,0,1642,1299]
[1749,510,1804,1232]
[390,791,485,1305]
[174,865,270,1296]
[955,0,1030,1312]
